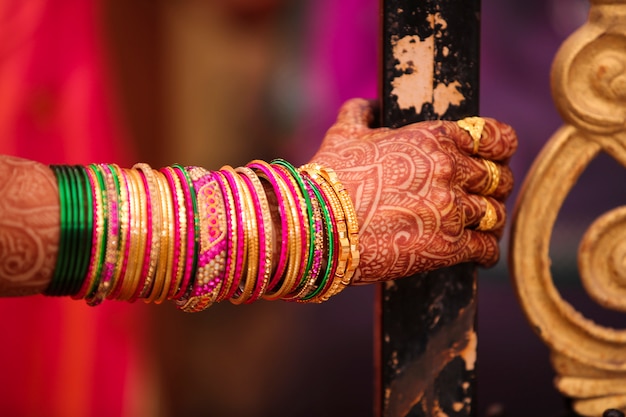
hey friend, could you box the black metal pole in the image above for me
[377,1,480,416]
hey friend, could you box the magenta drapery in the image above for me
[0,1,147,416]
[287,0,378,162]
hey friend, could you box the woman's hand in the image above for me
[310,98,518,285]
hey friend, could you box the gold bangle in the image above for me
[86,164,123,306]
[222,166,258,305]
[316,180,349,301]
[161,166,187,299]
[119,168,147,301]
[134,163,163,301]
[299,163,360,301]
[283,176,325,301]
[116,167,138,301]
[299,165,349,302]
[144,168,166,303]
[214,170,239,303]
[178,167,227,312]
[273,163,312,297]
[268,164,302,299]
[248,160,300,301]
[149,170,174,304]
[107,164,130,300]
[236,166,274,302]
[312,165,359,286]
[219,166,249,302]
[74,165,106,300]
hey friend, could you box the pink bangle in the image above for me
[299,165,349,302]
[129,166,155,302]
[150,169,174,304]
[218,166,247,301]
[235,166,273,304]
[213,170,238,303]
[171,165,199,300]
[160,167,184,298]
[282,173,325,301]
[114,167,145,301]
[107,165,132,300]
[176,168,228,312]
[246,160,290,297]
[300,170,339,301]
[261,163,301,299]
[73,164,104,300]
[86,164,122,306]
[224,166,258,305]
[271,163,310,295]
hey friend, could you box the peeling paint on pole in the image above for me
[391,34,435,111]
[380,1,480,127]
[390,13,467,116]
[377,1,480,417]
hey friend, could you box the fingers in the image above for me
[450,117,518,162]
[462,229,501,267]
[461,195,507,237]
[457,196,505,268]
[457,156,514,200]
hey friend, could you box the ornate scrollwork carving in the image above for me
[579,207,626,312]
[510,1,626,415]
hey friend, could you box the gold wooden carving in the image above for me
[509,1,626,415]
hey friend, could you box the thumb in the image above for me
[333,98,379,131]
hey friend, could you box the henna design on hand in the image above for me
[310,98,517,284]
[0,156,58,296]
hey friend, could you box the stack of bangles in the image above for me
[44,159,360,312]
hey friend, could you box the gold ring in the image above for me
[477,197,498,231]
[482,159,501,196]
[457,116,486,154]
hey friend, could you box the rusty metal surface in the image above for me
[377,1,480,416]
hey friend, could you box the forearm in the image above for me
[0,156,59,296]
[0,157,358,310]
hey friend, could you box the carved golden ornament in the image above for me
[510,1,626,416]
[457,116,486,154]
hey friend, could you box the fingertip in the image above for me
[452,117,518,161]
[479,118,519,161]
[466,229,501,267]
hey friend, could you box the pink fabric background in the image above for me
[0,1,144,416]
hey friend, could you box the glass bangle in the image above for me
[246,160,290,296]
[84,163,109,300]
[298,173,335,301]
[235,166,273,304]
[71,165,94,296]
[171,164,200,300]
[272,159,316,295]
[45,165,70,296]
[63,165,82,296]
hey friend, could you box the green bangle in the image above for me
[64,165,82,295]
[85,164,109,299]
[271,159,316,293]
[300,175,334,301]
[45,166,68,295]
[47,165,76,295]
[172,164,200,294]
[69,165,94,295]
